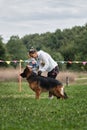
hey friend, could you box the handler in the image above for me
[29,48,59,98]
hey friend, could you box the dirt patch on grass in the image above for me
[0,68,78,83]
[0,68,20,81]
[0,68,87,84]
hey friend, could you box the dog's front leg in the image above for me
[35,89,41,99]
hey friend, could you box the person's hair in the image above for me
[29,48,37,54]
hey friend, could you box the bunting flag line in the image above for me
[0,60,87,65]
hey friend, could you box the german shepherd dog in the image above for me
[20,66,68,99]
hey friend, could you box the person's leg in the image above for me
[47,66,59,99]
[47,66,59,79]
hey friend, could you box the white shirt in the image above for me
[37,50,58,72]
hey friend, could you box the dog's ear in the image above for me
[26,65,30,69]
[20,73,24,78]
[26,65,32,72]
[26,65,32,68]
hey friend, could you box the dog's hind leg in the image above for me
[60,85,68,99]
[55,86,66,99]
[57,93,65,99]
[59,86,68,99]
[64,92,68,99]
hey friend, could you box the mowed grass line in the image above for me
[0,82,87,130]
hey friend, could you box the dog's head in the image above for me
[20,66,32,78]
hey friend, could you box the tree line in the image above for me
[0,24,87,71]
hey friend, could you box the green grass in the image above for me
[0,82,87,130]
[75,78,87,85]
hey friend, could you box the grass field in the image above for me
[0,81,87,130]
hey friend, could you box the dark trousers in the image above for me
[47,66,59,79]
[47,66,59,97]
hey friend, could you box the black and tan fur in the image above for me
[20,66,68,99]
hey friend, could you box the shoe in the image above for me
[49,96,54,99]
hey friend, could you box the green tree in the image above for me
[0,36,6,60]
[0,36,8,66]
[6,36,27,67]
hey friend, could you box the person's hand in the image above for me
[38,70,42,76]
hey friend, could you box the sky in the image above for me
[0,0,87,43]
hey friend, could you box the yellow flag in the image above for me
[20,60,23,62]
[6,61,11,64]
